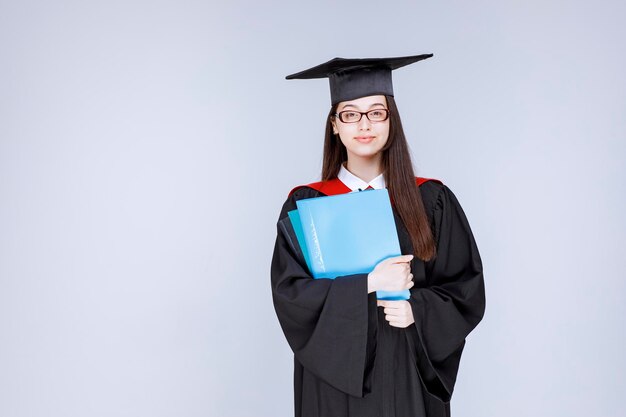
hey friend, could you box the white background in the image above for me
[1,1,624,416]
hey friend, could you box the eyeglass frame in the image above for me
[333,108,391,123]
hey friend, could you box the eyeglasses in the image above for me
[334,109,390,123]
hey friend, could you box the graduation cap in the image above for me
[285,54,433,105]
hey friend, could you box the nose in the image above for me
[357,114,372,130]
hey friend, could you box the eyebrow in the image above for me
[339,102,387,111]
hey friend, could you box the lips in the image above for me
[355,136,375,144]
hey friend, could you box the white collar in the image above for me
[337,163,386,192]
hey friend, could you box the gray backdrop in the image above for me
[1,1,624,416]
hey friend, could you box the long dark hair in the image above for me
[321,95,436,261]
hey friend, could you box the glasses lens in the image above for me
[339,111,361,123]
[367,109,389,121]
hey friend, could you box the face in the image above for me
[331,95,390,161]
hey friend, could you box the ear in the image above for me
[331,119,338,135]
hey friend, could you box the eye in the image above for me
[342,111,360,122]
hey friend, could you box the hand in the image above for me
[367,254,414,294]
[377,300,415,328]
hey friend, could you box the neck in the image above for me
[345,154,383,183]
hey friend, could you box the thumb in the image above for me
[393,254,414,263]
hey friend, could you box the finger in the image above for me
[381,300,402,307]
[377,300,390,307]
[382,300,400,307]
[392,254,414,263]
[406,281,415,290]
[388,321,410,328]
[378,258,391,266]
[387,304,410,315]
[385,315,403,324]
[387,312,411,321]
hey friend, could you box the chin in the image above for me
[347,148,382,159]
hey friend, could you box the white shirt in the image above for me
[337,162,386,192]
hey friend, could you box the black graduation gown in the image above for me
[270,180,486,417]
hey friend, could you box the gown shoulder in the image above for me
[277,186,324,222]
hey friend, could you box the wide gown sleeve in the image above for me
[270,189,378,398]
[406,184,486,403]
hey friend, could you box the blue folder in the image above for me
[288,189,410,301]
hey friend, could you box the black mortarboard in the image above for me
[285,54,433,105]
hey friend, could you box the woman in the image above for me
[271,55,486,417]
